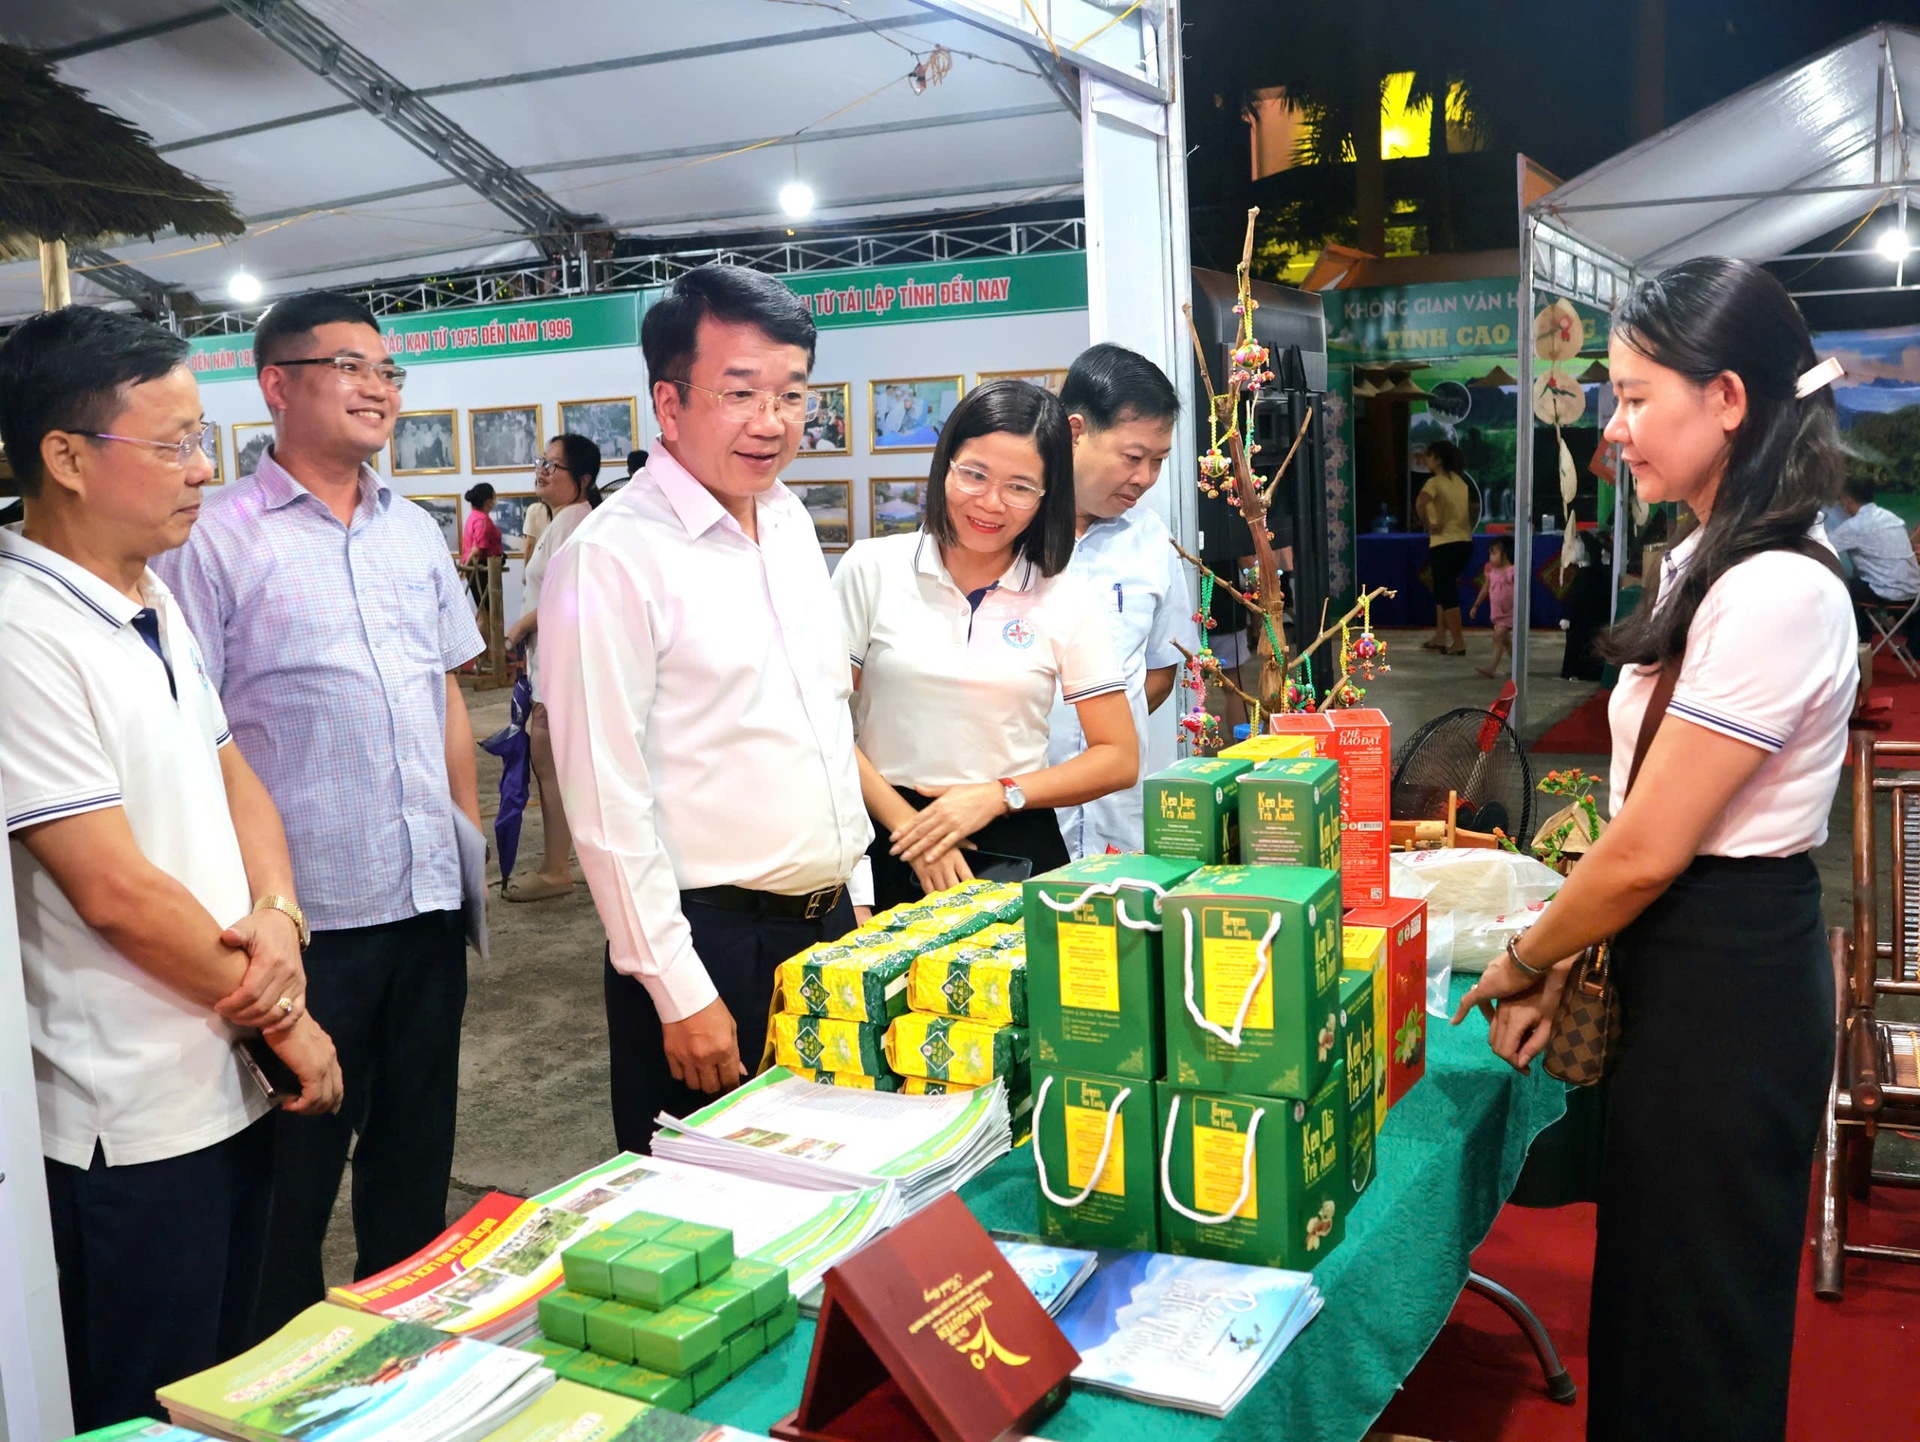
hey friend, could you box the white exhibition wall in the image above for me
[194,299,1091,622]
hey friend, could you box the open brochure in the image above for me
[478,1379,775,1442]
[651,1067,1010,1211]
[158,1302,553,1442]
[1052,1252,1323,1417]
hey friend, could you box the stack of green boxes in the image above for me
[529,1211,797,1409]
[1025,747,1354,1274]
[769,882,1022,1089]
[883,920,1030,1122]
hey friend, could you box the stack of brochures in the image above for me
[1051,1252,1324,1417]
[329,1152,898,1341]
[995,1240,1098,1318]
[651,1066,1012,1212]
[158,1303,554,1442]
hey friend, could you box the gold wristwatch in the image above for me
[254,894,310,949]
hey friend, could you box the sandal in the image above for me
[1446,647,1467,656]
[1421,640,1446,651]
[503,875,574,902]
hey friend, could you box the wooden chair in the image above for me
[1814,732,1920,1299]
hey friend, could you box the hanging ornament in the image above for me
[1533,299,1584,361]
[1532,368,1586,426]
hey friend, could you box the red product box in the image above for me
[1342,896,1427,1107]
[1265,712,1335,755]
[1325,708,1390,907]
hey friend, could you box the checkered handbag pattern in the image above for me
[1543,942,1620,1086]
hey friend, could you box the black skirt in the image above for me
[1428,540,1472,608]
[1587,853,1834,1442]
[865,788,1069,911]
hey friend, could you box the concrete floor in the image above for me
[318,626,1884,1284]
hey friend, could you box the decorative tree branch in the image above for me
[1172,639,1261,710]
[1167,538,1266,621]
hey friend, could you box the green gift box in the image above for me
[692,1350,732,1401]
[1156,1066,1347,1272]
[603,1210,677,1246]
[1163,865,1342,1102]
[727,1257,790,1320]
[558,1352,691,1410]
[536,1288,600,1348]
[631,1302,725,1375]
[584,1300,649,1362]
[765,1293,799,1347]
[1026,854,1199,1081]
[884,1014,1026,1085]
[607,1240,699,1309]
[725,1320,766,1373]
[1144,757,1254,863]
[559,1232,636,1299]
[520,1337,578,1370]
[1338,969,1377,1198]
[1031,1066,1160,1251]
[1239,757,1341,870]
[660,1221,732,1284]
[773,1012,889,1077]
[678,1274,756,1337]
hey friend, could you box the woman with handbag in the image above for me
[1454,256,1855,1442]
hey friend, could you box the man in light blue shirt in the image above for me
[1827,475,1920,638]
[1047,344,1197,856]
[159,291,484,1337]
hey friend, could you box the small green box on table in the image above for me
[1143,757,1254,863]
[1339,968,1377,1197]
[1238,757,1341,870]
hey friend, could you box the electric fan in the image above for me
[1391,707,1535,844]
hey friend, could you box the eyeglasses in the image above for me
[76,421,219,469]
[533,459,573,477]
[947,460,1046,510]
[270,355,408,391]
[676,380,809,423]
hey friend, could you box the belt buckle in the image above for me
[804,887,839,921]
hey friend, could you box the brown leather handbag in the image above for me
[1541,664,1675,1086]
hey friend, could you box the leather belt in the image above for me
[681,883,846,921]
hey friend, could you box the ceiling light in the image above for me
[779,182,814,219]
[228,270,263,303]
[1875,227,1912,262]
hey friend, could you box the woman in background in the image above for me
[1417,438,1473,654]
[503,435,602,901]
[461,481,505,634]
[834,381,1137,907]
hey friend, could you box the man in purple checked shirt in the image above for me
[158,291,485,1339]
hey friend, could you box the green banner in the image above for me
[775,250,1087,329]
[1324,277,1612,363]
[185,292,642,385]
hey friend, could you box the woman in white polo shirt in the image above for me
[1456,257,1854,1442]
[836,380,1137,907]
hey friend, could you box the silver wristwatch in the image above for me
[997,778,1027,812]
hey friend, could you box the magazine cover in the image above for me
[159,1302,549,1442]
[1053,1252,1320,1416]
[995,1241,1098,1317]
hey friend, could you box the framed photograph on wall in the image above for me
[869,478,927,538]
[799,383,851,455]
[558,397,637,465]
[204,426,226,489]
[869,376,962,452]
[469,404,542,472]
[410,494,461,552]
[232,422,274,480]
[788,481,852,551]
[489,492,539,552]
[391,410,460,475]
[974,368,1069,394]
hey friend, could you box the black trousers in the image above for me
[253,908,467,1338]
[605,891,855,1154]
[46,1116,273,1431]
[1588,854,1833,1442]
[1847,575,1916,640]
[865,796,1069,911]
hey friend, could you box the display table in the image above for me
[1356,531,1572,631]
[699,979,1568,1442]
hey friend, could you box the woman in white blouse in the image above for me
[835,380,1137,908]
[503,433,602,901]
[1457,258,1855,1442]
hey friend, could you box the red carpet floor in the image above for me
[1373,1184,1920,1440]
[1534,649,1920,758]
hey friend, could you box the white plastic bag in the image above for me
[1389,849,1566,1011]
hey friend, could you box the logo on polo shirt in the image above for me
[1002,618,1035,648]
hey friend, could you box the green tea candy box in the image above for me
[1238,757,1341,870]
[1143,757,1254,863]
[1031,1066,1161,1251]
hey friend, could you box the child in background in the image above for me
[1471,538,1515,678]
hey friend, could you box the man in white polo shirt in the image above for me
[1046,344,1197,856]
[0,307,342,1429]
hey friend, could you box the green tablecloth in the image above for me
[699,980,1567,1442]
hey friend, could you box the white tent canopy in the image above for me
[0,0,1168,320]
[1510,21,1920,731]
